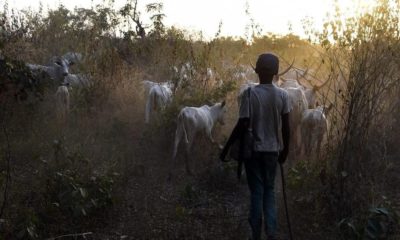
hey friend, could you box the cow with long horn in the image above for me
[302,78,330,108]
[279,67,308,89]
[300,104,333,158]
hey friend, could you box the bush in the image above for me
[46,169,115,219]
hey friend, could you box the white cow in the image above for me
[172,101,226,174]
[144,81,173,123]
[55,85,70,121]
[201,67,222,89]
[206,68,214,80]
[302,80,330,109]
[176,62,196,83]
[27,56,73,84]
[280,68,308,89]
[171,63,195,88]
[300,105,332,158]
[143,80,173,94]
[286,87,308,160]
[279,69,309,134]
[280,68,329,109]
[143,80,158,93]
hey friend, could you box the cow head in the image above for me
[305,78,330,108]
[50,56,72,81]
[316,103,333,116]
[280,66,308,88]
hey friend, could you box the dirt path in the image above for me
[89,124,400,240]
[91,128,254,239]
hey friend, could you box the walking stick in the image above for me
[280,163,293,240]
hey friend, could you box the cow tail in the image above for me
[173,112,185,160]
[179,112,189,144]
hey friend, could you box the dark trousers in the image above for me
[245,151,278,240]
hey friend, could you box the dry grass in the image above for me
[0,1,399,239]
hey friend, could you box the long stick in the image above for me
[280,163,293,240]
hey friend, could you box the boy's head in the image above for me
[255,53,279,76]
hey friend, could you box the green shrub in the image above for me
[46,169,115,219]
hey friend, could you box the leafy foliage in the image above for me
[338,207,399,239]
[0,56,46,102]
[47,169,115,218]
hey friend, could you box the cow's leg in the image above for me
[307,129,316,160]
[184,129,195,175]
[295,126,302,155]
[300,126,307,157]
[290,125,298,163]
[172,126,182,164]
[206,128,215,143]
[316,133,323,160]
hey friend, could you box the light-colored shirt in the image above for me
[239,84,290,152]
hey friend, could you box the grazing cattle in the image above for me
[202,67,224,89]
[171,63,195,87]
[144,81,173,123]
[27,56,73,84]
[280,68,330,109]
[280,79,303,89]
[179,62,196,82]
[285,87,308,161]
[279,69,309,140]
[300,105,332,158]
[206,68,214,80]
[280,68,308,89]
[172,101,226,174]
[142,80,158,93]
[302,80,330,109]
[142,80,173,95]
[63,73,91,88]
[55,84,70,121]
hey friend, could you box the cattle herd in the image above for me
[27,53,331,174]
[142,59,331,172]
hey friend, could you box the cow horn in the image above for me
[277,59,295,76]
[299,68,308,79]
[221,100,226,107]
[314,78,330,91]
[249,59,256,71]
[327,103,333,112]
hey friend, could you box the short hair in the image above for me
[255,53,279,75]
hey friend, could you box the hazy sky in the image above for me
[8,0,376,38]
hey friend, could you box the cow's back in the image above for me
[180,106,211,131]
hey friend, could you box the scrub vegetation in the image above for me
[0,0,399,239]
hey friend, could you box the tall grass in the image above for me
[0,0,399,239]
